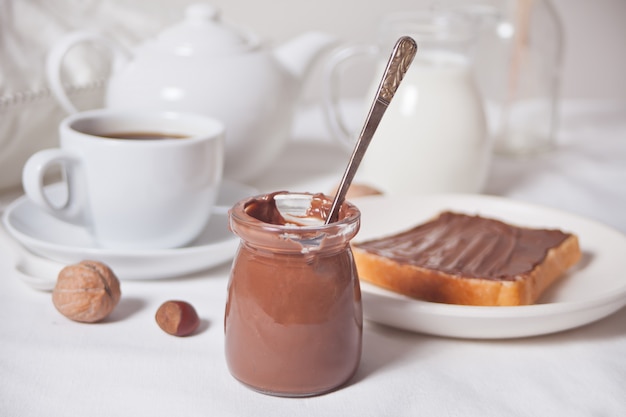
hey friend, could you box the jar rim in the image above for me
[229,192,361,233]
[228,192,361,253]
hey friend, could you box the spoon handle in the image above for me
[326,36,417,224]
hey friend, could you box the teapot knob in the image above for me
[184,3,220,21]
[154,3,252,55]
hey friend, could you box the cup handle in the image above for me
[322,44,378,149]
[22,149,87,225]
[46,30,132,114]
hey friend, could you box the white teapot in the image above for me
[47,3,335,181]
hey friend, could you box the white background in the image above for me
[149,0,626,100]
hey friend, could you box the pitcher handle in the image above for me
[322,44,378,149]
[46,31,131,114]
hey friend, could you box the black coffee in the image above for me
[101,132,189,140]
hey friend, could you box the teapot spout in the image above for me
[273,32,336,80]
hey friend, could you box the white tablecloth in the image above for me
[1,100,625,416]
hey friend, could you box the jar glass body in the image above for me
[225,193,362,397]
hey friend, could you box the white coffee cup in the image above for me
[22,109,224,249]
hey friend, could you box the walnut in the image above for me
[52,260,121,323]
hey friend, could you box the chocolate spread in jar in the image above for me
[355,211,571,280]
[242,191,333,226]
[225,192,362,397]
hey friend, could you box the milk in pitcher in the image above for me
[357,50,490,195]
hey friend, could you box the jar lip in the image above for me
[229,192,361,233]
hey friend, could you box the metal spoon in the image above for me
[326,36,417,224]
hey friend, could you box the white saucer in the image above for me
[2,180,257,280]
[352,194,626,339]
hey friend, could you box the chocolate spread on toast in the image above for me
[355,211,571,280]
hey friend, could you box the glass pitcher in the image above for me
[323,9,491,195]
[468,0,564,155]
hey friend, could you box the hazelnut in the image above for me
[155,300,200,337]
[52,260,121,323]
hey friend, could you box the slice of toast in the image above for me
[352,211,581,306]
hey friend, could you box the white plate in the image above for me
[352,194,626,339]
[2,180,257,280]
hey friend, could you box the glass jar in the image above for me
[469,0,564,155]
[225,192,362,397]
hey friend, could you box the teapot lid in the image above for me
[153,3,257,56]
